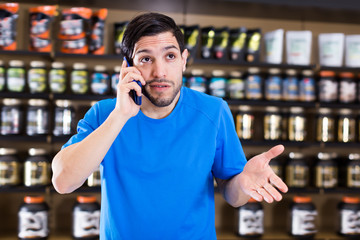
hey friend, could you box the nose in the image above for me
[151,59,167,79]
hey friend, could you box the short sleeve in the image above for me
[211,101,247,180]
[61,102,101,150]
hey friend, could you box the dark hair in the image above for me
[121,12,185,64]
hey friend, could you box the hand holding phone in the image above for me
[123,57,142,105]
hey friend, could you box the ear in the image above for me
[181,49,188,72]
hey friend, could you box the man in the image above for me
[52,12,288,239]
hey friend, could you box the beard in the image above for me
[142,79,181,107]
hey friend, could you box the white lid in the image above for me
[319,108,331,115]
[269,68,280,75]
[28,99,48,106]
[0,60,4,66]
[55,100,72,107]
[349,153,360,160]
[289,152,304,159]
[290,107,304,114]
[9,60,24,67]
[212,70,225,77]
[191,69,204,76]
[73,63,87,70]
[286,69,297,76]
[114,66,122,73]
[30,61,46,68]
[248,67,260,74]
[3,98,21,106]
[317,152,333,160]
[52,62,65,69]
[302,70,313,76]
[265,106,280,112]
[229,71,242,78]
[0,148,17,155]
[94,65,106,72]
[339,108,352,115]
[28,148,47,156]
[238,105,251,112]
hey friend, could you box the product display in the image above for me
[1,98,24,135]
[228,27,247,61]
[18,196,49,239]
[89,8,108,55]
[91,65,110,95]
[318,71,338,102]
[28,61,47,93]
[264,106,282,141]
[345,35,360,67]
[318,33,345,67]
[237,198,264,237]
[299,70,316,102]
[111,65,121,94]
[282,69,299,101]
[53,100,75,136]
[7,60,25,92]
[235,105,254,140]
[49,62,67,94]
[73,196,100,239]
[188,69,207,93]
[286,30,312,65]
[338,196,360,237]
[87,167,101,187]
[264,29,284,64]
[288,107,306,142]
[213,27,229,59]
[24,148,51,187]
[245,67,262,100]
[339,72,356,103]
[289,196,317,238]
[209,70,226,98]
[347,153,360,188]
[200,27,215,59]
[316,108,335,142]
[245,29,261,62]
[315,152,338,188]
[227,71,245,99]
[0,60,5,91]
[114,21,128,55]
[0,148,20,187]
[26,99,49,136]
[181,25,200,60]
[0,3,19,51]
[286,152,309,188]
[71,63,89,94]
[264,68,282,101]
[338,108,356,143]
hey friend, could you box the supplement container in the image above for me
[71,63,89,94]
[299,70,316,102]
[264,68,282,101]
[338,108,356,143]
[24,148,51,187]
[209,69,227,98]
[245,67,262,100]
[91,65,110,95]
[286,152,309,188]
[7,60,25,92]
[236,105,254,140]
[338,196,360,237]
[26,99,49,136]
[28,60,47,93]
[188,69,207,93]
[288,107,306,142]
[282,69,299,101]
[53,100,75,136]
[316,108,335,142]
[0,148,21,187]
[315,152,338,188]
[73,196,100,239]
[49,62,66,94]
[228,70,245,99]
[237,198,263,238]
[347,153,360,188]
[1,98,24,135]
[318,70,338,102]
[263,106,282,140]
[339,72,356,103]
[18,196,49,240]
[289,196,317,238]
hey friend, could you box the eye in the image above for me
[167,53,176,60]
[140,57,151,63]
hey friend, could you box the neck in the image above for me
[140,91,181,119]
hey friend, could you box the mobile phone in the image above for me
[123,56,142,105]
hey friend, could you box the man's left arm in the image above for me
[216,145,288,207]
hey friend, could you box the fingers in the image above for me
[269,174,288,193]
[121,60,146,86]
[250,183,284,203]
[262,145,285,165]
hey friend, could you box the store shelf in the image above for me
[0,50,51,58]
[0,186,48,193]
[54,52,123,60]
[225,99,316,108]
[0,92,49,100]
[52,93,114,101]
[0,135,48,142]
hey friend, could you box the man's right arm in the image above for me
[52,59,145,194]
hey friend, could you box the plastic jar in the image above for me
[71,63,89,94]
[1,98,24,135]
[237,198,263,238]
[338,108,356,143]
[299,70,316,102]
[315,152,338,188]
[209,69,227,98]
[265,68,282,101]
[264,106,282,140]
[49,62,66,94]
[288,107,306,142]
[347,153,360,188]
[28,61,47,94]
[26,99,49,136]
[338,196,360,237]
[18,196,49,240]
[24,148,51,187]
[188,69,207,93]
[87,166,101,187]
[0,60,5,91]
[339,72,356,103]
[316,108,335,142]
[228,70,245,99]
[91,65,110,95]
[286,152,309,188]
[282,69,299,101]
[0,148,21,187]
[245,67,262,100]
[111,65,121,95]
[73,196,100,239]
[236,105,254,140]
[7,60,26,92]
[318,70,338,102]
[53,100,75,136]
[289,196,317,238]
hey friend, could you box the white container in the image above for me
[345,35,360,67]
[286,31,312,65]
[264,29,284,64]
[318,33,344,67]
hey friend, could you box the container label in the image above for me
[238,209,264,235]
[291,209,317,235]
[340,209,359,234]
[73,210,100,237]
[246,74,262,99]
[18,210,48,238]
[189,76,207,93]
[265,75,282,100]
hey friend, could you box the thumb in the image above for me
[262,145,285,165]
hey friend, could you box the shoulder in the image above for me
[84,98,116,123]
[181,87,230,125]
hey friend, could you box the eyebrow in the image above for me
[135,45,179,55]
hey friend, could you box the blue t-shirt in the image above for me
[63,87,247,240]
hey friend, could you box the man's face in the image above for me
[132,31,188,107]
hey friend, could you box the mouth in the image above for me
[149,82,171,91]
